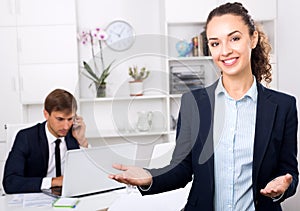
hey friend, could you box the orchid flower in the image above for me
[77,27,114,90]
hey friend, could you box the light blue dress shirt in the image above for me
[214,77,257,211]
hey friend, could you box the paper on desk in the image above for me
[8,194,24,206]
[8,193,55,208]
[23,193,55,207]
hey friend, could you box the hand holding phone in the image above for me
[71,115,88,147]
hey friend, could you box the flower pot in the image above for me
[129,80,143,96]
[96,84,106,98]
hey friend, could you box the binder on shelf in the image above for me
[170,64,205,94]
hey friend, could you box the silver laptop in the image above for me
[43,143,137,198]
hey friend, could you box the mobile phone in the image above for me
[72,115,80,130]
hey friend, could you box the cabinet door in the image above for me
[19,63,78,103]
[0,160,4,194]
[165,0,218,22]
[0,28,22,127]
[0,0,16,26]
[16,0,76,25]
[17,25,78,64]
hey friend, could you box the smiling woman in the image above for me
[108,2,298,211]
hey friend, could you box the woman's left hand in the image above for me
[260,173,293,198]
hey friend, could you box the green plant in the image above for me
[82,61,113,87]
[128,66,150,81]
[78,28,114,88]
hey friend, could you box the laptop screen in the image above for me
[43,143,137,198]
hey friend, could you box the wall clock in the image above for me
[105,20,135,51]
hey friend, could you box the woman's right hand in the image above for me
[108,163,152,186]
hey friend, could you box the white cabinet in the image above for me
[16,0,76,25]
[0,0,78,188]
[0,28,22,140]
[0,142,5,194]
[18,26,78,64]
[15,0,78,105]
[20,64,78,104]
[0,0,76,26]
[0,0,78,124]
[17,25,78,104]
[17,26,78,104]
[0,0,16,26]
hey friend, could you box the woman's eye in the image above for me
[210,42,219,47]
[231,36,240,42]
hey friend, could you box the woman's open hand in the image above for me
[260,173,293,198]
[109,164,152,186]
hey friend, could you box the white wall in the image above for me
[278,0,300,210]
[75,0,166,166]
[76,0,165,99]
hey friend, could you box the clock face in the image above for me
[105,20,135,51]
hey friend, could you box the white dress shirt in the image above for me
[41,122,67,189]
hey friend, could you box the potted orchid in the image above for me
[78,28,114,97]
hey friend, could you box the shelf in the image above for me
[168,56,212,62]
[169,130,176,135]
[22,101,43,105]
[79,94,167,103]
[169,94,182,99]
[86,129,169,138]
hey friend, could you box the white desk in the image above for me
[0,184,191,211]
[0,190,122,211]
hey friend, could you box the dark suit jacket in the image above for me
[143,81,298,211]
[2,121,80,194]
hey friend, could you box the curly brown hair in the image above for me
[205,2,272,84]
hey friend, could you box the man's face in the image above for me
[44,110,75,138]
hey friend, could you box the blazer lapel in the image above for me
[197,82,218,193]
[198,83,216,165]
[38,121,50,173]
[253,84,277,183]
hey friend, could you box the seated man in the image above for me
[2,88,89,194]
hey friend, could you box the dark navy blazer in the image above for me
[143,81,298,211]
[2,121,80,194]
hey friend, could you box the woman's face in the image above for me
[206,14,258,78]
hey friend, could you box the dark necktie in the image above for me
[55,139,62,177]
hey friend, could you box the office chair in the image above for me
[1,123,37,194]
[148,142,176,169]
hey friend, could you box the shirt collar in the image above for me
[216,76,257,102]
[45,122,65,144]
